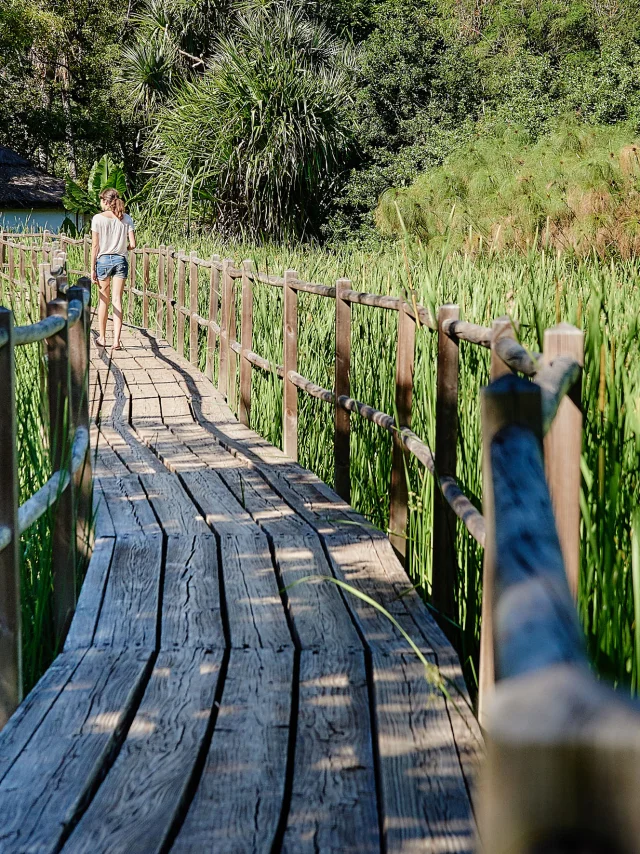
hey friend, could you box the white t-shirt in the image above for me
[91,212,135,258]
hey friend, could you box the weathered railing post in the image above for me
[478,314,518,721]
[239,260,254,427]
[39,262,52,321]
[68,284,92,564]
[18,244,26,287]
[142,246,150,329]
[83,234,90,274]
[127,246,137,324]
[543,323,584,599]
[0,308,22,726]
[166,247,175,347]
[156,246,165,337]
[477,373,640,854]
[8,243,14,289]
[389,298,416,563]
[0,230,5,269]
[46,296,76,643]
[189,251,198,365]
[218,260,233,398]
[334,278,352,503]
[30,244,37,292]
[432,303,460,635]
[177,251,186,358]
[283,269,299,460]
[205,256,220,381]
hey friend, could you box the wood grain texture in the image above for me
[64,649,223,854]
[282,649,380,853]
[64,538,115,651]
[169,421,361,652]
[93,534,163,649]
[0,648,152,854]
[173,648,292,854]
[372,649,474,854]
[181,468,292,650]
[95,475,160,535]
[0,650,85,784]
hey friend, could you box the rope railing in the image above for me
[0,246,92,728]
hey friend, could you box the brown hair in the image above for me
[100,188,125,220]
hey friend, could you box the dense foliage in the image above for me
[5,0,640,239]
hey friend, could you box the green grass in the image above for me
[126,232,640,698]
[376,121,640,259]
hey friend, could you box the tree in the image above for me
[145,0,356,238]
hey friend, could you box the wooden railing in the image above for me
[0,242,92,727]
[3,231,637,849]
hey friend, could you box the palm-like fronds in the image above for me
[145,0,356,238]
[119,40,178,114]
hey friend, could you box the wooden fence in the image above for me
[2,231,639,850]
[0,241,92,728]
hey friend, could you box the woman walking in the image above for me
[91,188,136,352]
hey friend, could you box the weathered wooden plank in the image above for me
[0,650,86,784]
[64,649,224,854]
[95,475,161,534]
[173,648,292,853]
[92,481,116,539]
[93,534,163,649]
[64,538,115,651]
[0,648,152,854]
[163,534,223,651]
[169,421,361,652]
[282,649,380,853]
[139,472,208,537]
[181,469,292,650]
[372,649,474,854]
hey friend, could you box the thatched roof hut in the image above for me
[0,147,65,210]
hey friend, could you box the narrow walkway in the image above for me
[0,321,481,854]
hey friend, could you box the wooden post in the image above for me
[142,246,150,329]
[166,247,175,347]
[156,246,165,337]
[543,323,584,599]
[189,252,198,366]
[46,297,76,644]
[283,269,298,460]
[389,299,416,562]
[239,260,254,427]
[334,278,351,503]
[127,247,137,324]
[478,314,520,723]
[0,230,5,270]
[8,243,14,288]
[432,304,460,636]
[30,245,37,292]
[218,259,234,398]
[83,234,90,274]
[42,230,50,265]
[38,262,51,321]
[0,308,22,726]
[18,245,25,287]
[177,252,186,357]
[67,285,92,564]
[205,256,220,380]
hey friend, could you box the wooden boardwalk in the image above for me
[0,321,481,854]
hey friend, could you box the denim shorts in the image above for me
[96,254,128,280]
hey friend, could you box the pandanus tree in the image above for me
[144,0,357,239]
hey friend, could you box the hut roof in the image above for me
[0,147,65,209]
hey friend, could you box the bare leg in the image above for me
[111,276,126,350]
[97,277,111,346]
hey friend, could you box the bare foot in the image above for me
[111,342,122,353]
[96,337,106,348]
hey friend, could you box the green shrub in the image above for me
[145,1,356,239]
